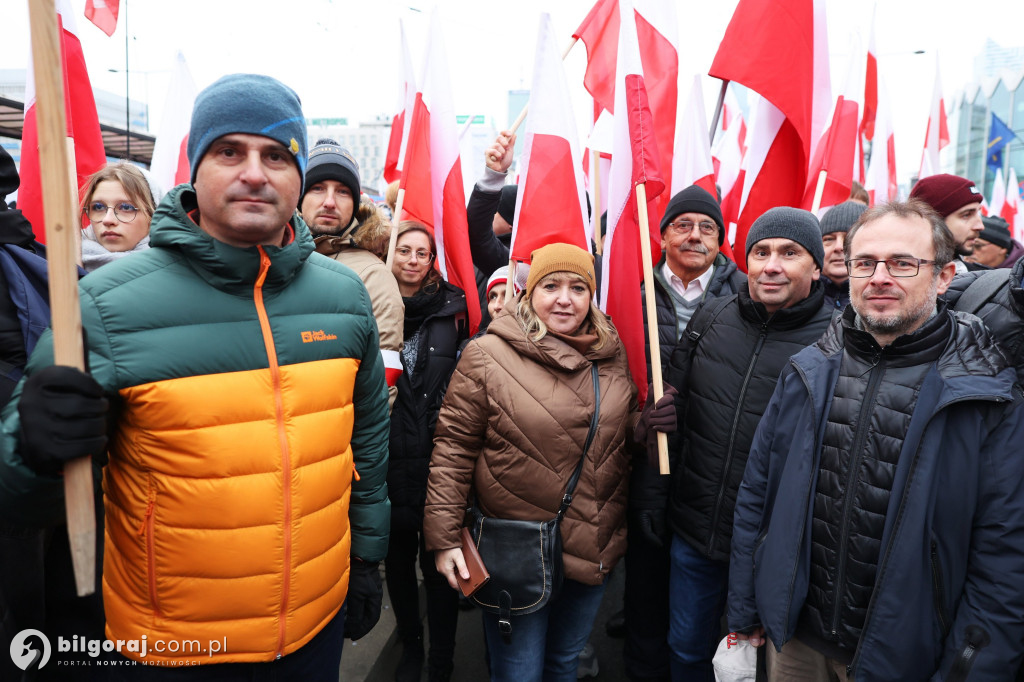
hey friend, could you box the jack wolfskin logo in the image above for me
[301,330,338,343]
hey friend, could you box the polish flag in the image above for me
[510,14,590,262]
[721,85,747,145]
[864,74,898,204]
[574,0,679,223]
[381,349,403,387]
[713,85,747,236]
[398,11,481,334]
[919,57,950,180]
[1004,168,1022,239]
[84,0,119,36]
[801,95,859,212]
[599,0,665,404]
[860,6,878,143]
[710,0,831,267]
[20,0,107,242]
[383,20,417,184]
[675,75,735,263]
[149,51,197,192]
[989,167,1007,219]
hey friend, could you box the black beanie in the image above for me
[303,138,360,204]
[746,207,825,269]
[0,146,19,201]
[979,216,1012,251]
[660,185,725,245]
[497,185,518,225]
[819,201,867,236]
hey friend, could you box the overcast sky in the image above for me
[4,0,1024,188]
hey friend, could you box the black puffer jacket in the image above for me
[944,256,1024,375]
[798,306,953,660]
[388,281,468,532]
[663,282,833,561]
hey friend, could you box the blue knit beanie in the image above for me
[187,74,307,187]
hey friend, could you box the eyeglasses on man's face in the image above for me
[845,257,936,278]
[85,202,139,223]
[395,246,435,263]
[665,220,718,238]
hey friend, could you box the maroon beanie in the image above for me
[909,174,983,218]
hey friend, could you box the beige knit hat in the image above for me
[525,243,596,299]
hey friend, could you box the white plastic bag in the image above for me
[713,634,758,682]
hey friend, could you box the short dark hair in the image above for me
[846,199,955,272]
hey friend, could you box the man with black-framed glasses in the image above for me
[728,199,1024,680]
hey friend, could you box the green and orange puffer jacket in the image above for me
[0,185,391,664]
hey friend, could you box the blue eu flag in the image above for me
[988,113,1018,172]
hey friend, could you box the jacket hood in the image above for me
[486,306,621,372]
[149,184,315,295]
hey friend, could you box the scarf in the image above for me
[402,283,447,340]
[80,225,151,273]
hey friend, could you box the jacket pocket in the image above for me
[138,489,161,617]
[930,539,950,639]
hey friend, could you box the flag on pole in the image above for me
[20,0,107,242]
[709,0,831,265]
[864,73,897,205]
[84,0,119,37]
[398,10,481,335]
[919,56,949,179]
[989,167,1007,219]
[600,0,665,404]
[509,14,591,262]
[860,5,878,143]
[383,20,417,184]
[713,85,747,237]
[149,51,197,193]
[987,112,1018,173]
[1003,167,1022,239]
[802,95,859,211]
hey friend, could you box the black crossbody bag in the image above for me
[467,364,601,641]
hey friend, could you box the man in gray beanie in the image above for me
[818,201,867,309]
[0,73,391,677]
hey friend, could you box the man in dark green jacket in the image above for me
[0,74,389,679]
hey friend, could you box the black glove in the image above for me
[634,384,678,445]
[17,365,109,477]
[344,559,382,641]
[635,508,668,548]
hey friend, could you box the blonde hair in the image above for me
[515,271,614,350]
[80,162,156,222]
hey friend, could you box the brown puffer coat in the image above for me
[424,310,638,585]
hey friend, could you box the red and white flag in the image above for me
[510,14,590,262]
[20,0,107,242]
[989,167,1007,219]
[864,73,897,205]
[801,95,859,212]
[398,11,481,334]
[149,51,197,193]
[383,20,416,184]
[860,6,878,144]
[919,56,949,180]
[574,0,679,222]
[713,85,747,239]
[1004,168,1022,240]
[709,0,831,266]
[599,0,665,404]
[84,0,118,37]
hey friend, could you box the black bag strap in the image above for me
[687,293,736,344]
[557,363,601,520]
[953,269,1009,315]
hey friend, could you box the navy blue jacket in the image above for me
[728,310,1024,681]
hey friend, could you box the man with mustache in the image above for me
[726,200,1024,680]
[0,74,391,678]
[635,207,833,680]
[300,138,404,409]
[818,201,867,310]
[621,185,746,681]
[910,173,986,274]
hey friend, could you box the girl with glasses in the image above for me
[79,163,159,272]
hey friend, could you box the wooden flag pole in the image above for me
[385,187,406,270]
[709,79,729,146]
[810,170,829,214]
[592,150,603,255]
[27,0,96,597]
[636,183,670,474]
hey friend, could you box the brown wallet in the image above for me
[457,527,491,598]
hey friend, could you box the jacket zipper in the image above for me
[930,539,951,638]
[137,487,161,617]
[707,324,768,556]
[253,248,293,659]
[847,393,1007,676]
[830,351,885,639]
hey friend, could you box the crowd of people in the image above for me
[1,71,1024,682]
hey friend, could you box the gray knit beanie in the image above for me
[819,201,867,236]
[187,74,307,187]
[303,138,360,204]
[746,207,825,269]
